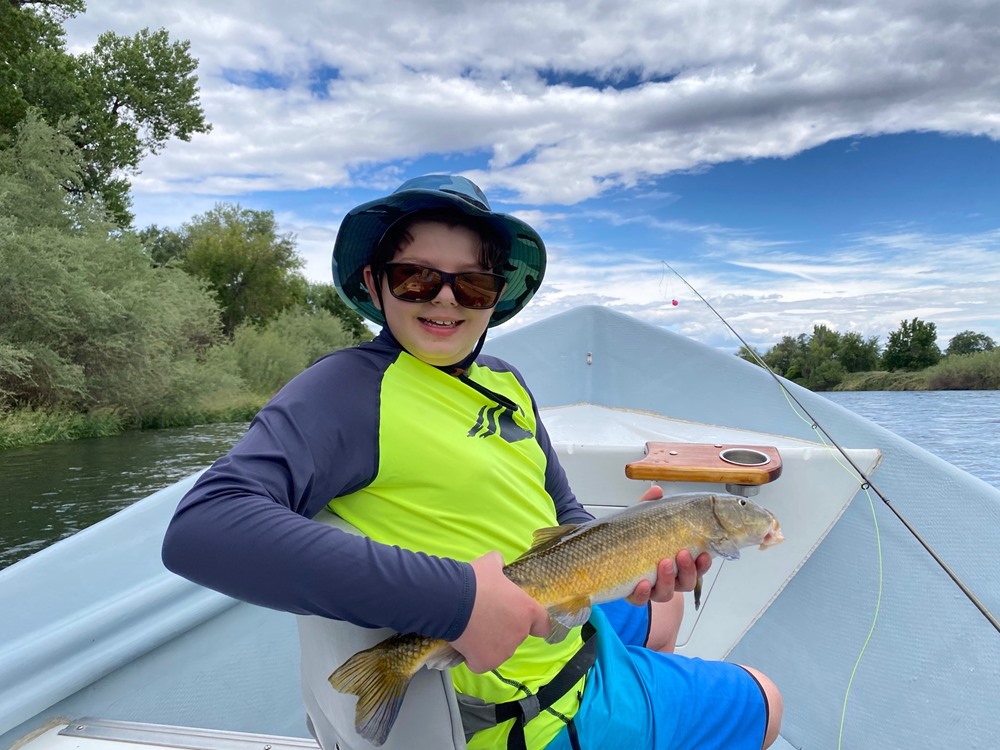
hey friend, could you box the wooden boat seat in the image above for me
[625,442,782,490]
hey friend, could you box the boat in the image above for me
[3,305,998,750]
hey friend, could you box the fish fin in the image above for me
[514,524,581,560]
[547,595,593,638]
[328,641,415,746]
[544,617,573,645]
[710,538,742,560]
[694,575,702,610]
[424,643,464,671]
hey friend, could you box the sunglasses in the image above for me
[383,263,506,309]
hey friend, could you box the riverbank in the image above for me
[3,348,997,448]
[833,347,1000,391]
[0,397,264,451]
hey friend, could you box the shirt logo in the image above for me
[468,404,533,443]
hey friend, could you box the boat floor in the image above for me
[20,718,798,750]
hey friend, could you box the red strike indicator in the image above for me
[671,299,679,306]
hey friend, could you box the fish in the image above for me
[328,492,784,745]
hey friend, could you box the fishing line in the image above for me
[768,379,884,748]
[661,260,1000,636]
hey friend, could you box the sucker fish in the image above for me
[328,491,784,745]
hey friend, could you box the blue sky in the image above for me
[65,1,1000,351]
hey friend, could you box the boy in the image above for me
[162,175,781,749]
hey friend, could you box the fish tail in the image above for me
[328,646,413,746]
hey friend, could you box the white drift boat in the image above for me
[3,305,998,750]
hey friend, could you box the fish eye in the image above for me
[738,498,747,506]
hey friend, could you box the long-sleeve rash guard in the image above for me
[162,329,591,643]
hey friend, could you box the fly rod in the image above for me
[663,261,1000,635]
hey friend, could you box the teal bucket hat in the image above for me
[332,175,546,327]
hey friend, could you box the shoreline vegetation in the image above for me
[834,348,1000,391]
[3,345,997,451]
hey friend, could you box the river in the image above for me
[0,422,249,570]
[2,390,998,571]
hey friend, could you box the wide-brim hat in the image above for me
[333,174,546,327]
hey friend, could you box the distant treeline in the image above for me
[738,321,999,391]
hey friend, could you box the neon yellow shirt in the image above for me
[331,352,585,749]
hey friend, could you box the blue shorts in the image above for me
[545,603,768,750]
[597,599,652,647]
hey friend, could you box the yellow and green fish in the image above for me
[329,492,784,745]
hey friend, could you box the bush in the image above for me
[925,349,1000,390]
[834,370,930,391]
[217,308,356,397]
[0,408,124,450]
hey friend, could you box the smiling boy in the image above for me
[162,175,781,749]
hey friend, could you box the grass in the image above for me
[0,408,125,450]
[834,349,1000,391]
[0,393,266,450]
[833,370,931,391]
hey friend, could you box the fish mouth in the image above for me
[759,518,784,549]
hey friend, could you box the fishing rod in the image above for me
[663,261,1000,635]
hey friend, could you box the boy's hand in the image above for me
[450,551,551,673]
[626,485,712,607]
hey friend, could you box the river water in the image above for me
[822,390,1000,489]
[0,422,249,570]
[2,391,998,571]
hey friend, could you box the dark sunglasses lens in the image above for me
[385,264,505,308]
[387,265,442,302]
[453,273,504,308]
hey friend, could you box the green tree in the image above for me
[180,204,307,337]
[137,224,190,267]
[1,1,210,225]
[300,282,372,342]
[837,331,881,372]
[0,115,225,419]
[883,318,942,371]
[1,2,86,132]
[794,325,846,390]
[743,325,880,390]
[217,308,358,397]
[946,330,996,357]
[765,335,808,377]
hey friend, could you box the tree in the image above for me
[837,331,881,372]
[300,282,372,342]
[946,330,996,357]
[791,325,845,390]
[741,325,881,390]
[0,115,224,417]
[756,335,807,377]
[137,224,190,267]
[180,204,307,337]
[1,2,86,133]
[882,318,942,371]
[1,1,210,225]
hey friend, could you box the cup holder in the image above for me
[719,448,771,467]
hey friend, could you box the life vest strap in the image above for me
[457,622,596,750]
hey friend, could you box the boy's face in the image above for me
[363,221,496,367]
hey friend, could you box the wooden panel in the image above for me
[624,442,782,485]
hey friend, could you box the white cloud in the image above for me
[60,1,1000,351]
[501,225,1000,351]
[65,0,1000,199]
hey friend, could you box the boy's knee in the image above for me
[741,666,783,748]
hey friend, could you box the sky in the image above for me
[63,0,1000,352]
